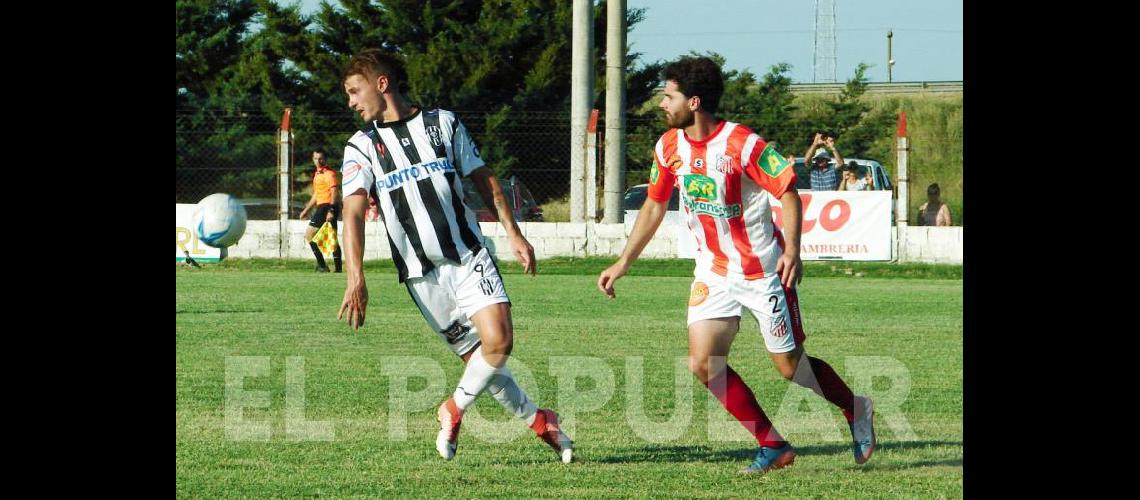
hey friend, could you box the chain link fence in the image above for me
[176,108,961,224]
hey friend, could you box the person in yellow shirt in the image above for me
[299,149,342,272]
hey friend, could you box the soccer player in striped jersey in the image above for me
[597,57,875,475]
[336,49,571,463]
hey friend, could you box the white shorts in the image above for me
[405,247,510,357]
[686,270,807,353]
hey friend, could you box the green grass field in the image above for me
[177,259,962,497]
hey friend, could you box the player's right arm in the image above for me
[337,140,375,330]
[597,196,668,299]
[338,189,369,329]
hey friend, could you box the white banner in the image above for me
[673,191,892,261]
[769,191,892,260]
[177,204,223,263]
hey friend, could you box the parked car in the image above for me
[793,157,892,191]
[622,183,680,211]
[461,175,544,222]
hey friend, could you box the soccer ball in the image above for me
[193,193,248,248]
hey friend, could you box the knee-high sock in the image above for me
[485,363,539,426]
[704,365,785,448]
[792,356,856,423]
[452,346,501,411]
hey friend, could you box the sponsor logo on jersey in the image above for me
[683,197,743,218]
[683,174,718,200]
[376,159,455,191]
[757,143,790,177]
[440,321,471,344]
[342,161,364,183]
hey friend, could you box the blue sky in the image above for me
[277,0,961,83]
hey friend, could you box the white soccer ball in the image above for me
[193,193,248,248]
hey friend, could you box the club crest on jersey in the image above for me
[683,174,717,200]
[757,143,790,177]
[426,125,443,147]
[714,154,733,174]
[667,154,683,171]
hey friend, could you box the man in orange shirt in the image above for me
[300,149,342,272]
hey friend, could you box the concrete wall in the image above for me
[898,226,963,264]
[227,220,960,265]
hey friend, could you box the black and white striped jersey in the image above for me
[341,108,486,282]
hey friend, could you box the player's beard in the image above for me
[665,108,694,129]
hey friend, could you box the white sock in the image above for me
[487,371,539,426]
[453,347,500,411]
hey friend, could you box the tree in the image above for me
[178,0,663,203]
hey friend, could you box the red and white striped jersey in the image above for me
[647,120,797,280]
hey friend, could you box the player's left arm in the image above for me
[469,167,535,275]
[775,189,803,289]
[743,136,801,288]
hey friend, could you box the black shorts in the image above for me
[308,204,340,228]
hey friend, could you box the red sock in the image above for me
[704,365,786,448]
[804,357,856,423]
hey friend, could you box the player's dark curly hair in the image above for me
[343,48,408,89]
[662,57,725,114]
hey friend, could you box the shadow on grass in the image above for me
[587,439,962,468]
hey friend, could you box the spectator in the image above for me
[916,183,952,226]
[838,161,873,191]
[803,133,845,190]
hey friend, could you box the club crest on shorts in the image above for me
[479,278,496,296]
[689,281,709,306]
[771,315,788,338]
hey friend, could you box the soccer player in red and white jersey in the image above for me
[597,57,875,475]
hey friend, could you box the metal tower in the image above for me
[813,0,837,83]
